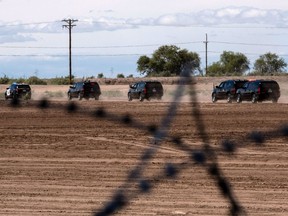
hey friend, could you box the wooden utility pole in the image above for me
[204,33,208,76]
[62,19,78,84]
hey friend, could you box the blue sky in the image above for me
[0,0,288,78]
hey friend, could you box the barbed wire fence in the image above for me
[5,62,288,216]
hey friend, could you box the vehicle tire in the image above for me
[251,94,258,103]
[139,94,145,102]
[236,94,242,103]
[12,93,17,100]
[272,98,278,103]
[212,93,217,103]
[68,92,72,100]
[227,93,232,103]
[128,93,132,101]
[78,92,82,100]
[26,94,31,100]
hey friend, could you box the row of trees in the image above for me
[0,74,135,85]
[0,75,73,85]
[1,45,286,83]
[137,45,287,77]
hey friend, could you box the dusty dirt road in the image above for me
[0,93,287,216]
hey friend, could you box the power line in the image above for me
[0,21,59,28]
[1,40,288,50]
[0,41,203,49]
[0,53,151,57]
[1,52,288,57]
[204,34,208,74]
[210,41,288,47]
[0,46,67,49]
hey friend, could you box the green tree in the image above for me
[207,51,250,76]
[137,45,201,77]
[97,73,104,78]
[137,56,150,76]
[205,62,223,77]
[116,73,125,78]
[253,52,287,75]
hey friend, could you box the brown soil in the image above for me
[0,79,287,216]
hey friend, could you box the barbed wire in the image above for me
[3,66,288,216]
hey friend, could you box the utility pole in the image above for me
[203,33,208,76]
[62,19,78,84]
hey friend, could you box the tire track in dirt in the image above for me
[0,101,287,215]
[85,136,184,155]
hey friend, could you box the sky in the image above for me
[0,0,288,78]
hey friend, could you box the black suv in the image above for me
[212,79,248,103]
[236,80,280,103]
[128,81,164,101]
[68,81,101,100]
[5,83,31,100]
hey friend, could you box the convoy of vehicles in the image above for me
[3,79,281,104]
[212,79,280,103]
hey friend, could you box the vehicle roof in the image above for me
[74,81,99,84]
[135,80,162,84]
[12,82,29,84]
[248,79,279,83]
[11,83,30,86]
[221,79,248,82]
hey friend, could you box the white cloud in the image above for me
[216,8,242,18]
[157,15,178,26]
[1,6,288,38]
[1,1,288,78]
[242,9,267,18]
[152,7,288,27]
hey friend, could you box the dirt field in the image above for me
[0,79,288,216]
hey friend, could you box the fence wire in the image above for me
[3,67,288,216]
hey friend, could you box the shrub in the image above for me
[27,76,47,85]
[97,73,104,78]
[0,75,10,84]
[117,73,125,78]
[49,76,72,85]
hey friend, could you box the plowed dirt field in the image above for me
[0,83,288,216]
